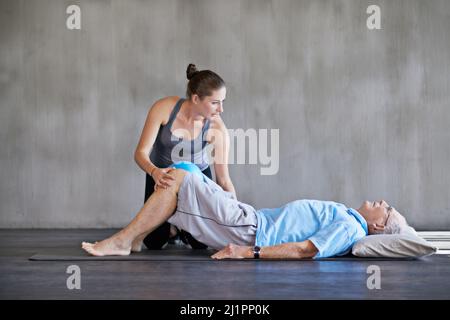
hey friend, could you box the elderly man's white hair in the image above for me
[383,210,408,234]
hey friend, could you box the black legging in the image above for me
[142,166,212,250]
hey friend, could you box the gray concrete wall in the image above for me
[1,0,449,229]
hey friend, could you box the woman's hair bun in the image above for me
[186,63,199,80]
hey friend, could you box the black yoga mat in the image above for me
[29,247,417,261]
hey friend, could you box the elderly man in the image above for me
[82,163,408,259]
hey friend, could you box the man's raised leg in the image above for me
[81,169,187,256]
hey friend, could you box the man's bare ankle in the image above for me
[113,236,131,249]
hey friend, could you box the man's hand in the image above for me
[211,244,252,260]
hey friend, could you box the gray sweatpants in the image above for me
[167,172,258,250]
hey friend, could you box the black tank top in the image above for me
[149,98,210,170]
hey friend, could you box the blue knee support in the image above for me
[170,161,206,181]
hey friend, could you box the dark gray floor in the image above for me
[1,229,449,299]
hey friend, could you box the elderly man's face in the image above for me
[357,200,396,234]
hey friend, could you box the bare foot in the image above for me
[130,226,178,252]
[131,237,144,252]
[170,225,178,237]
[81,237,131,256]
[95,239,142,252]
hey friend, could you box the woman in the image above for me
[133,64,236,250]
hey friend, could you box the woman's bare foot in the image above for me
[169,225,178,238]
[81,236,131,256]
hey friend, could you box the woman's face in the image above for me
[192,87,226,119]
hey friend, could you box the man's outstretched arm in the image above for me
[211,240,318,260]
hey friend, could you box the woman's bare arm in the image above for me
[134,97,175,175]
[208,115,237,197]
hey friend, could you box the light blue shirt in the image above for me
[255,199,368,258]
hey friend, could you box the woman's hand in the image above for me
[152,167,176,190]
[211,244,252,260]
